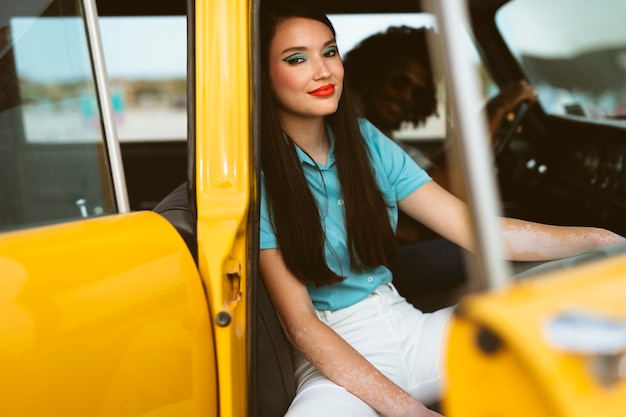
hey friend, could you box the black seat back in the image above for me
[153,182,198,263]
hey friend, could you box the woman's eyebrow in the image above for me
[280,39,336,55]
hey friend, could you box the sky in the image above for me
[99,16,187,79]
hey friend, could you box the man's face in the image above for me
[368,58,430,133]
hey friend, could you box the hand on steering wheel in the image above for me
[487,80,538,156]
[493,101,530,156]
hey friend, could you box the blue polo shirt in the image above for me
[260,118,431,310]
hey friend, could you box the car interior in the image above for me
[95,0,626,415]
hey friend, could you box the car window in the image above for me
[329,13,444,142]
[0,0,116,231]
[99,16,187,142]
[496,0,626,122]
[329,12,496,143]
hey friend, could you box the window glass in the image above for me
[99,16,187,142]
[497,0,626,122]
[12,17,102,143]
[329,13,496,143]
[0,0,116,231]
[330,13,444,142]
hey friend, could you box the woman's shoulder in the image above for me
[357,117,383,140]
[357,118,401,157]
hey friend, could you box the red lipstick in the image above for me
[309,84,335,97]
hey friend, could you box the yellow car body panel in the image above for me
[0,212,217,417]
[194,1,252,416]
[445,253,626,417]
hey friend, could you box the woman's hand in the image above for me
[404,402,445,417]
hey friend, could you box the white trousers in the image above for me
[285,283,454,417]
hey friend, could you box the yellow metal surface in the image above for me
[195,0,252,415]
[0,212,217,417]
[444,254,626,417]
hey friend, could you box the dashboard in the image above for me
[498,118,626,236]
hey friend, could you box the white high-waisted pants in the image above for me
[285,283,454,417]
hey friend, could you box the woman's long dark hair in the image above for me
[260,3,396,286]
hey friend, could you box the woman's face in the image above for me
[367,58,429,134]
[268,17,344,121]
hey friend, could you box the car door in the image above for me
[0,0,217,415]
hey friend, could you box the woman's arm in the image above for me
[499,218,624,261]
[259,248,443,417]
[398,181,624,261]
[397,182,475,251]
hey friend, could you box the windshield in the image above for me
[496,0,626,122]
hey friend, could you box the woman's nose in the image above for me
[313,59,331,79]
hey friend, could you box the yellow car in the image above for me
[1,0,625,416]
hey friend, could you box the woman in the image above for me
[259,4,623,417]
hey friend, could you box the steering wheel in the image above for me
[493,101,530,157]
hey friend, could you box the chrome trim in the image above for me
[82,0,130,213]
[427,0,512,290]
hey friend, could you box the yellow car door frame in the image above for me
[0,0,217,415]
[193,0,254,415]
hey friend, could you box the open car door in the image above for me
[0,0,217,415]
